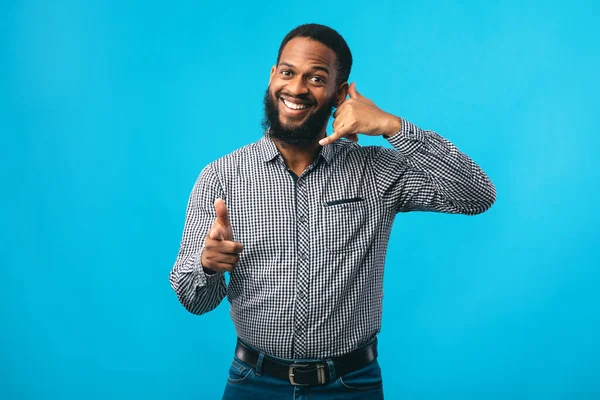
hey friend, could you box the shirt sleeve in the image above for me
[169,164,227,314]
[372,118,496,215]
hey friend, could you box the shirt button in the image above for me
[298,214,307,223]
[295,328,303,335]
[298,291,306,299]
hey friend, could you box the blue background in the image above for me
[2,0,599,399]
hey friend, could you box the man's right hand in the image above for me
[201,199,244,273]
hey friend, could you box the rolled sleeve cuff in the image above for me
[191,248,223,285]
[386,118,426,157]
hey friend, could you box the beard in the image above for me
[261,88,336,147]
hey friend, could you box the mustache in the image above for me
[275,91,316,105]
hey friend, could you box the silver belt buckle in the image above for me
[288,363,327,386]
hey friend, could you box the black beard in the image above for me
[261,88,335,147]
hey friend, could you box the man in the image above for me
[169,23,495,399]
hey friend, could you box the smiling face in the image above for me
[262,37,348,146]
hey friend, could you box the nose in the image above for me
[286,76,309,96]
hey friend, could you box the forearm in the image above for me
[169,165,228,314]
[382,119,496,215]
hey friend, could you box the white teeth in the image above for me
[282,99,308,110]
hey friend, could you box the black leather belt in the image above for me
[234,339,378,386]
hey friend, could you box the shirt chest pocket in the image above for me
[322,199,368,253]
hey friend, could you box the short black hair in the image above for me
[276,23,353,86]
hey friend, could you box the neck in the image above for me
[272,131,326,177]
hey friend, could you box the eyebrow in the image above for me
[279,62,330,75]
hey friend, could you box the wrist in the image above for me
[200,249,217,275]
[382,114,402,137]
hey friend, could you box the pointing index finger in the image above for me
[214,198,231,228]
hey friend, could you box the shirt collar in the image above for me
[258,133,336,165]
[258,134,280,163]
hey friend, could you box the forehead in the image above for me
[278,37,337,71]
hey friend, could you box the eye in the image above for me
[280,70,293,78]
[310,76,325,84]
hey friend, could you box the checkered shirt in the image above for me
[169,119,496,359]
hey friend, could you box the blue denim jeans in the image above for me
[222,344,384,399]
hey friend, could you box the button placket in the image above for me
[293,176,311,357]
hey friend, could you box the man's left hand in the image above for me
[320,82,402,146]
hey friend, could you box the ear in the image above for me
[269,65,276,86]
[335,82,349,108]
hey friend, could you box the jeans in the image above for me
[222,345,384,399]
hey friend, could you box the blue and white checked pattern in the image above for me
[169,119,496,359]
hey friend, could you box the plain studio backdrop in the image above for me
[1,0,599,399]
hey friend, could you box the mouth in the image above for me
[279,96,314,116]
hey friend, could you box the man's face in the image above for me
[263,37,345,146]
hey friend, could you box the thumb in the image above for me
[348,82,361,99]
[214,198,231,229]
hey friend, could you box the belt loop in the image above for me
[255,352,265,376]
[326,358,336,381]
